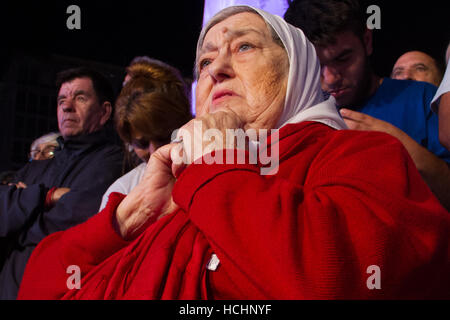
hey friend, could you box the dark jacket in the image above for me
[0,127,124,299]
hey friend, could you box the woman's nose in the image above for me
[34,152,44,161]
[208,52,235,83]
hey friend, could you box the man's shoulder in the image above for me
[379,78,437,98]
[87,141,124,164]
[361,78,437,114]
[283,121,399,150]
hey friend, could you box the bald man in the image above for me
[391,51,444,87]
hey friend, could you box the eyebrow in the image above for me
[391,67,404,75]
[412,63,428,69]
[199,28,264,57]
[333,49,353,61]
[57,90,88,102]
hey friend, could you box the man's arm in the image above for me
[0,163,69,238]
[341,108,450,211]
[18,192,130,299]
[16,150,123,247]
[432,62,450,150]
[0,183,47,237]
[438,92,450,151]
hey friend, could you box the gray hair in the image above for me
[194,6,284,79]
[30,132,61,152]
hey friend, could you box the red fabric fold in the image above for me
[18,122,450,300]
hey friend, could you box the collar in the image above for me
[57,126,115,151]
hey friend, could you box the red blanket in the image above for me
[18,122,450,299]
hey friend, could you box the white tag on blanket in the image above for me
[206,254,220,271]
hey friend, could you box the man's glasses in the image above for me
[29,145,57,161]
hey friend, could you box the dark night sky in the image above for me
[1,1,205,78]
[1,1,448,79]
[0,0,447,171]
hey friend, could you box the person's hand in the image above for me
[174,110,244,168]
[45,187,71,209]
[115,143,180,240]
[340,108,425,168]
[340,108,401,136]
[115,110,244,241]
[9,181,27,189]
[51,188,70,203]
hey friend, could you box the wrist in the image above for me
[44,187,57,210]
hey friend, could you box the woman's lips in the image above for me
[212,90,236,105]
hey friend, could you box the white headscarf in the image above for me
[197,5,347,130]
[251,6,347,130]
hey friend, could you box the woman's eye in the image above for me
[199,59,211,70]
[238,43,252,52]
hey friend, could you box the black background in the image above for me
[0,1,204,78]
[0,0,448,171]
[0,0,448,79]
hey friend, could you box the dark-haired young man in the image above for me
[285,0,450,210]
[0,67,124,299]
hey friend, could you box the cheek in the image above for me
[195,79,211,116]
[244,64,286,111]
[83,104,101,125]
[420,72,432,81]
[133,147,150,162]
[319,74,327,89]
[351,54,369,82]
[57,107,63,120]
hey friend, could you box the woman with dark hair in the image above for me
[99,59,192,210]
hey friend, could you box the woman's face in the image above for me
[30,141,58,161]
[130,131,158,163]
[195,12,289,130]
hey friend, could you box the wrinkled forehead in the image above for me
[195,6,286,77]
[58,77,94,94]
[397,52,434,65]
[201,12,267,43]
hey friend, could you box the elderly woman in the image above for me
[19,6,449,299]
[29,132,61,161]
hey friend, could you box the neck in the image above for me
[368,73,382,98]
